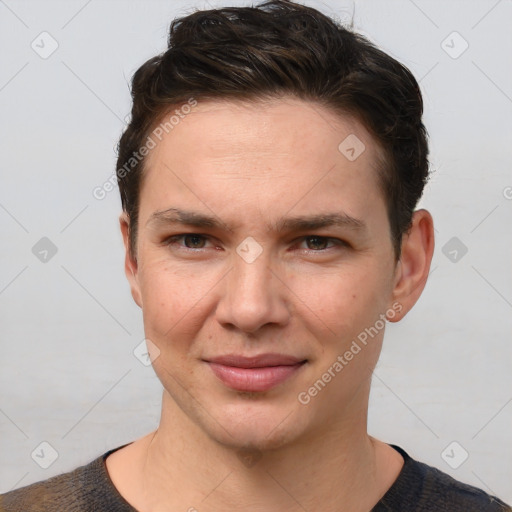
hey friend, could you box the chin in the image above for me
[203,398,309,453]
[160,377,319,453]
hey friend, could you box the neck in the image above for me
[128,390,400,512]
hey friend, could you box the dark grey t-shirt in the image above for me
[1,443,510,511]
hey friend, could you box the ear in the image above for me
[387,209,435,322]
[119,212,142,308]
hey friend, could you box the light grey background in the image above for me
[1,0,511,503]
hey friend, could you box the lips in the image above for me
[205,354,307,392]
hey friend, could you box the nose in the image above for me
[215,248,290,334]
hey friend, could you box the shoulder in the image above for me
[418,461,511,511]
[0,461,93,512]
[376,445,512,512]
[0,445,135,512]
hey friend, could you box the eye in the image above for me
[163,233,211,249]
[298,235,346,251]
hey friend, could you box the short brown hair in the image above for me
[116,0,430,261]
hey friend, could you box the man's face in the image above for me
[124,97,401,450]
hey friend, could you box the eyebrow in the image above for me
[146,208,367,234]
[147,208,220,229]
[275,212,366,233]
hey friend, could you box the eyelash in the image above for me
[162,234,347,253]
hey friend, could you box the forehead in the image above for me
[148,97,380,166]
[139,97,388,235]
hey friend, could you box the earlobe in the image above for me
[119,212,143,308]
[388,209,435,322]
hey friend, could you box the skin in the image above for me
[108,96,434,511]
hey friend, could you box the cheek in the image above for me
[139,261,208,342]
[295,265,382,319]
[291,265,391,362]
[139,264,209,389]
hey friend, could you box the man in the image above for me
[1,0,510,510]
